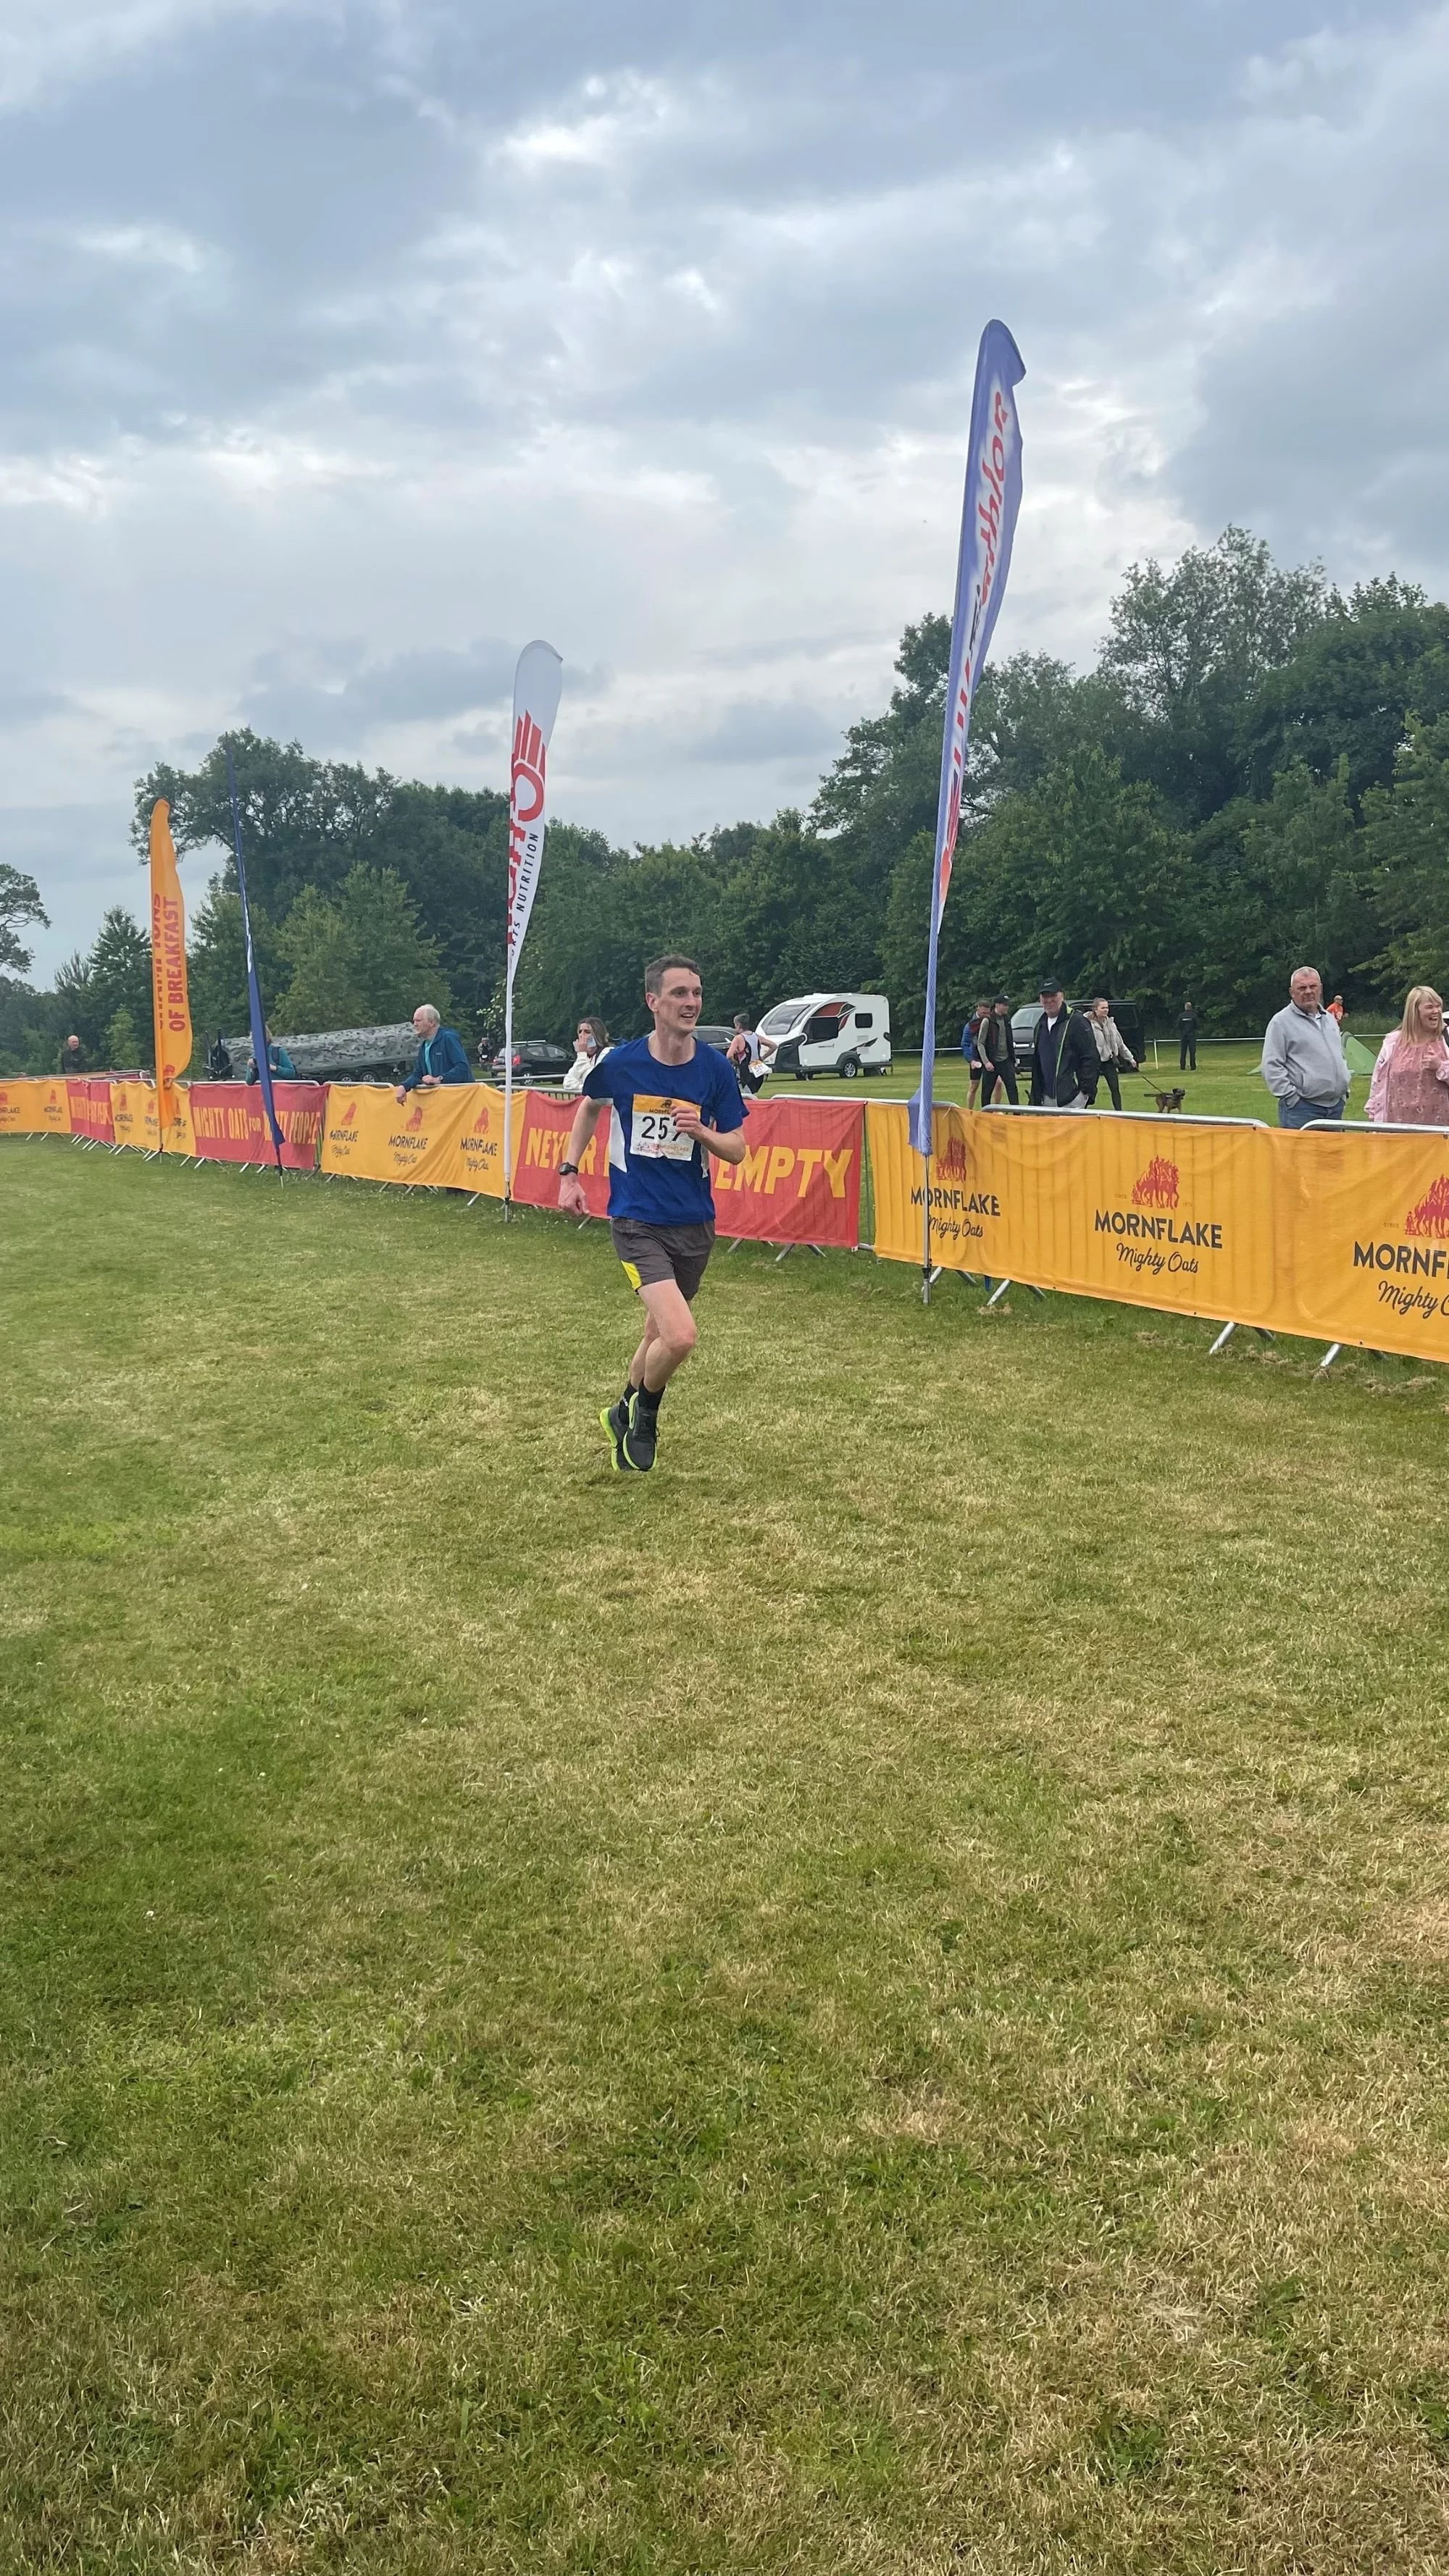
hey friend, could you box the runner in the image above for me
[556,955,748,1472]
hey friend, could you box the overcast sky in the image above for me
[4,0,1447,977]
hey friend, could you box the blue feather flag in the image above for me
[225,740,285,1170]
[909,322,1026,1161]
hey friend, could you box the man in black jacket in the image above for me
[977,995,1019,1107]
[1030,979,1097,1110]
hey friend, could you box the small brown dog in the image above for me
[1143,1085,1187,1113]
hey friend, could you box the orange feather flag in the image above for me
[149,799,192,1144]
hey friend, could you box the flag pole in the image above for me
[907,321,1025,1305]
[224,739,285,1179]
[503,640,564,1223]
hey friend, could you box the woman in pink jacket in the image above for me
[1367,987,1449,1125]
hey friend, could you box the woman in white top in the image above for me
[561,1016,610,1096]
[1366,987,1449,1126]
[1086,997,1137,1111]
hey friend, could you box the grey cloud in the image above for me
[0,677,74,726]
[240,636,517,742]
[687,699,839,764]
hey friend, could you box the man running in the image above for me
[557,955,748,1471]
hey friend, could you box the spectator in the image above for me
[978,994,1019,1108]
[562,1016,611,1096]
[1261,967,1351,1129]
[1086,997,1137,1110]
[961,1001,990,1111]
[58,1033,87,1076]
[396,1004,472,1103]
[1367,987,1449,1127]
[246,1027,297,1084]
[207,1034,234,1081]
[1327,992,1346,1023]
[727,1013,770,1095]
[1178,999,1198,1070]
[1030,979,1097,1111]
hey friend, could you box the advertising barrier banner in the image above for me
[190,1082,325,1170]
[511,1090,613,1216]
[714,1096,864,1245]
[1276,1126,1449,1362]
[68,1079,115,1143]
[868,1102,1279,1325]
[1,1078,72,1134]
[109,1081,157,1151]
[318,1082,509,1189]
[0,1079,49,1133]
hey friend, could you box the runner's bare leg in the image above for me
[628,1279,697,1394]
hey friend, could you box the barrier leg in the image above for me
[774,1242,794,1265]
[1208,1321,1237,1356]
[986,1279,1012,1309]
[1317,1343,1342,1375]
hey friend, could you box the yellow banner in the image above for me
[0,1077,72,1134]
[319,1083,519,1192]
[867,1102,1279,1326]
[1274,1125,1449,1361]
[107,1080,194,1157]
[149,799,193,1142]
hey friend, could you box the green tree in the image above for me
[55,908,153,1063]
[275,867,450,1029]
[103,1007,141,1069]
[1243,577,1449,803]
[1364,716,1449,992]
[0,866,48,975]
[1100,525,1328,820]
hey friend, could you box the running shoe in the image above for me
[622,1392,658,1472]
[599,1398,635,1473]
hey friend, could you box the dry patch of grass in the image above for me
[4,1142,1449,2571]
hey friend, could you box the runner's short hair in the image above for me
[644,953,701,996]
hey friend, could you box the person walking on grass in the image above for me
[1086,997,1137,1110]
[1030,979,1097,1111]
[960,1005,985,1111]
[1178,999,1198,1070]
[1367,987,1449,1126]
[557,955,748,1473]
[1261,967,1351,1129]
[977,995,1019,1108]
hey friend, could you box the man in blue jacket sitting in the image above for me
[396,1003,473,1103]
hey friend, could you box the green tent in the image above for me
[1343,1032,1379,1076]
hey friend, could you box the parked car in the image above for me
[490,1040,572,1085]
[694,1024,735,1052]
[1010,996,1145,1076]
[756,992,892,1080]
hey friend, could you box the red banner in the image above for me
[67,1079,114,1143]
[711,1096,864,1245]
[511,1090,614,1216]
[188,1082,325,1170]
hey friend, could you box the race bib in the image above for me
[630,1095,695,1161]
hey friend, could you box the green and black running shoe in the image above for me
[599,1398,634,1472]
[622,1392,658,1473]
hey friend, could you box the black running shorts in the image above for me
[609,1218,715,1301]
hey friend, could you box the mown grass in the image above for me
[779,1039,1383,1123]
[4,1138,1449,2573]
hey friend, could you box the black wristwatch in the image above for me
[559,1160,580,1176]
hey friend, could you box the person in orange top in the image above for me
[1366,988,1449,1126]
[1327,992,1345,1023]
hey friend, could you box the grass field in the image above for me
[4,1137,1449,2574]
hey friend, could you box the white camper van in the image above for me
[756,992,892,1081]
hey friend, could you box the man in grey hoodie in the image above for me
[1261,968,1351,1129]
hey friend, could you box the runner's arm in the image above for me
[557,1096,604,1210]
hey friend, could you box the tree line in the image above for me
[4,524,1448,1075]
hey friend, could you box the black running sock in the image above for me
[635,1382,661,1418]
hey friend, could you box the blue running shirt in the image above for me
[582,1035,747,1224]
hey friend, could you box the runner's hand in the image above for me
[558,1174,588,1216]
[670,1099,706,1141]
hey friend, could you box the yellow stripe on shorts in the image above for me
[620,1258,642,1290]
